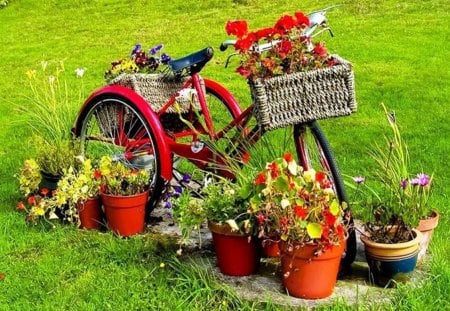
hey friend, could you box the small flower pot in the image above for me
[360,229,422,287]
[208,221,260,276]
[39,171,61,193]
[261,239,280,258]
[279,240,345,299]
[417,211,439,263]
[102,191,148,237]
[77,197,103,230]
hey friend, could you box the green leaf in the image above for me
[307,223,322,239]
[330,199,340,216]
[274,175,289,192]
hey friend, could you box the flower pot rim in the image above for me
[360,228,422,249]
[100,190,149,199]
[207,220,249,237]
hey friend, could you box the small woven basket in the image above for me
[249,55,357,131]
[109,73,202,113]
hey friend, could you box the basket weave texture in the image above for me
[249,55,357,131]
[109,73,202,113]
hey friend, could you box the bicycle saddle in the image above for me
[168,47,214,74]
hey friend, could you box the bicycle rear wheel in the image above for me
[293,121,356,268]
[74,94,165,218]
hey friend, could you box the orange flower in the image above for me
[40,187,49,196]
[293,205,307,219]
[255,172,267,185]
[16,201,26,210]
[27,196,36,205]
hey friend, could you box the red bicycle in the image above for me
[73,7,357,267]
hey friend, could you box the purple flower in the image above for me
[400,179,408,189]
[150,44,163,55]
[417,173,430,186]
[173,185,182,194]
[164,201,172,209]
[182,174,191,183]
[161,53,171,63]
[410,178,420,186]
[352,176,365,184]
[131,44,142,56]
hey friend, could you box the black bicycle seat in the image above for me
[168,47,214,74]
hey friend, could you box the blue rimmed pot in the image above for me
[360,228,422,287]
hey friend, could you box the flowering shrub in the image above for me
[249,154,346,254]
[99,156,149,196]
[350,104,434,243]
[225,11,336,80]
[17,159,42,197]
[104,43,172,81]
[16,189,58,224]
[54,158,102,208]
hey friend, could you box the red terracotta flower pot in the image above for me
[77,197,103,230]
[417,211,439,263]
[261,239,280,258]
[280,240,345,299]
[208,221,260,276]
[102,191,148,237]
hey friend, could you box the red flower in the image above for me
[255,27,274,40]
[315,172,326,184]
[283,153,293,162]
[279,216,289,229]
[323,210,337,227]
[267,161,279,178]
[241,152,251,164]
[313,42,328,58]
[255,172,267,185]
[93,169,102,179]
[16,201,25,210]
[236,65,252,78]
[225,20,248,38]
[277,40,293,57]
[40,187,49,196]
[274,15,297,33]
[27,196,36,205]
[321,224,329,240]
[294,12,310,27]
[256,213,266,225]
[293,205,307,219]
[235,33,257,51]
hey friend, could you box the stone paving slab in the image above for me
[148,207,426,308]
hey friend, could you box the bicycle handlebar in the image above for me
[219,5,341,52]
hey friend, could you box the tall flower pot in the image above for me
[360,229,422,287]
[279,240,345,299]
[102,191,148,237]
[417,211,439,263]
[208,221,260,276]
[39,171,61,193]
[77,197,103,230]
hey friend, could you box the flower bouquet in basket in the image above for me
[225,11,357,131]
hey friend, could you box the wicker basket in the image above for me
[249,55,357,131]
[109,73,202,113]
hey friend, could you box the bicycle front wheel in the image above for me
[293,121,356,268]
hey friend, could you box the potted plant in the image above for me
[170,174,259,277]
[99,156,150,237]
[225,11,357,132]
[249,153,347,299]
[349,104,434,286]
[54,158,103,230]
[20,62,85,190]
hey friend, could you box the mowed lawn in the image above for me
[0,0,449,310]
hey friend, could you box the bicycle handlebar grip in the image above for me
[219,43,228,52]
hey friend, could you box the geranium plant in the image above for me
[249,153,347,254]
[350,104,434,243]
[99,156,149,196]
[104,43,172,81]
[225,11,337,80]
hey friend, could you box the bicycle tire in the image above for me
[74,94,165,220]
[293,121,356,268]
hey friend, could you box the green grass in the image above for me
[1,0,449,309]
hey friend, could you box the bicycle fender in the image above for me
[74,85,173,182]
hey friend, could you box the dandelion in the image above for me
[75,67,86,78]
[159,262,165,268]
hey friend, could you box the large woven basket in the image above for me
[109,73,202,113]
[249,55,357,131]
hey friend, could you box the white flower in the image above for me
[281,199,290,209]
[176,88,197,101]
[75,67,87,78]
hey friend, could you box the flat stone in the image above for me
[148,206,427,308]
